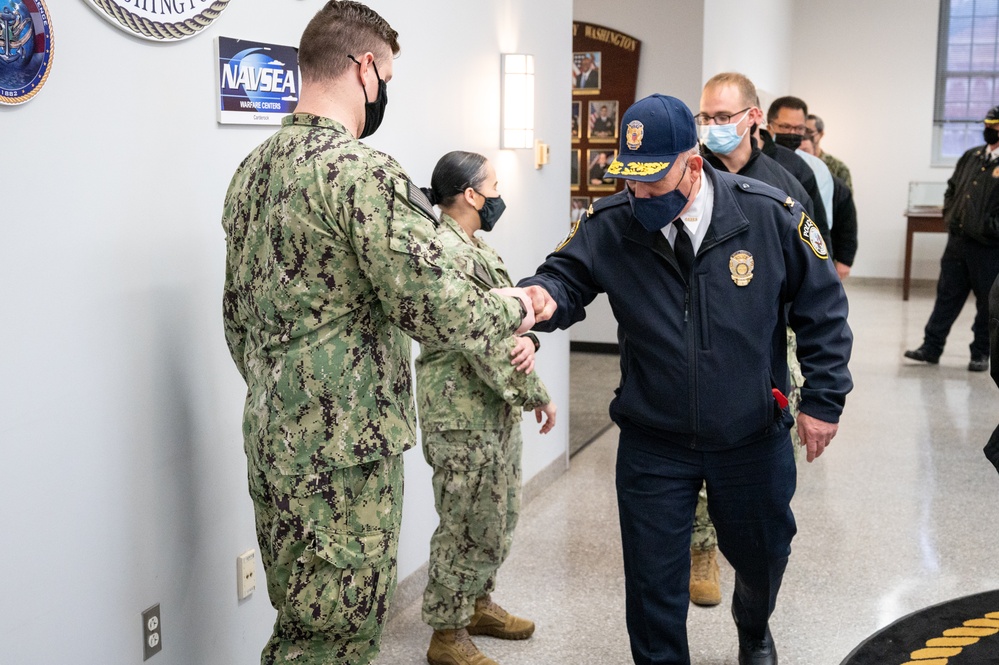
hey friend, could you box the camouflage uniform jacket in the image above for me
[222,114,522,475]
[416,214,550,432]
[820,152,852,192]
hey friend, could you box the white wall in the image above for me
[0,1,570,663]
[791,0,948,280]
[571,0,705,345]
[702,0,793,102]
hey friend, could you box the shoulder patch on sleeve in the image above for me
[408,180,439,225]
[556,217,581,252]
[555,192,626,252]
[797,212,829,259]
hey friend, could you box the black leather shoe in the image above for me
[737,626,777,665]
[969,355,989,372]
[904,346,940,364]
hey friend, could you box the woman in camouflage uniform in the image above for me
[417,152,557,665]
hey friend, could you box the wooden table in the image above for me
[903,209,946,301]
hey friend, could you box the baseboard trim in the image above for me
[569,341,619,354]
[386,453,569,622]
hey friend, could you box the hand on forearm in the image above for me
[510,336,536,374]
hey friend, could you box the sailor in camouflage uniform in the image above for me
[415,152,556,665]
[220,5,546,664]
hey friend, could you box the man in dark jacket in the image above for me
[520,94,853,665]
[986,275,999,472]
[690,71,824,610]
[905,105,999,372]
[698,73,817,224]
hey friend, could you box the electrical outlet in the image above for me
[141,604,162,660]
[237,549,256,600]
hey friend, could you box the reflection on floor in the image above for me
[375,280,999,665]
[569,351,619,456]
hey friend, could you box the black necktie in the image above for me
[673,219,694,278]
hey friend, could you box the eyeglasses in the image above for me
[770,121,807,135]
[695,107,750,125]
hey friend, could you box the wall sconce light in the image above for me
[534,139,549,169]
[501,53,534,150]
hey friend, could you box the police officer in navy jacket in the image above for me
[519,94,853,665]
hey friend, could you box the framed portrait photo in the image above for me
[572,51,601,94]
[587,149,617,191]
[571,149,582,190]
[588,100,619,142]
[570,196,589,224]
[571,101,582,142]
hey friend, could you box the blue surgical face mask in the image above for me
[698,109,750,155]
[627,162,690,232]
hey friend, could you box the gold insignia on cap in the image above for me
[729,251,755,286]
[626,120,645,150]
[606,160,671,177]
[798,212,829,259]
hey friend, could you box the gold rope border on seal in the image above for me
[90,0,231,41]
[2,0,54,105]
[898,611,999,664]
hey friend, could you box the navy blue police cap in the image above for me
[605,94,698,182]
[986,105,999,124]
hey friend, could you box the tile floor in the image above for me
[375,280,999,665]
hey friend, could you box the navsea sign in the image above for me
[0,0,54,105]
[216,36,300,126]
[84,0,230,41]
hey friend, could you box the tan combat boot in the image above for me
[427,628,499,665]
[466,595,535,640]
[689,546,722,606]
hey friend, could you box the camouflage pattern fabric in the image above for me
[691,483,716,551]
[249,455,403,665]
[416,214,548,629]
[821,152,853,192]
[421,422,523,629]
[416,213,550,433]
[786,327,805,460]
[222,114,522,477]
[691,327,805,548]
[222,114,523,663]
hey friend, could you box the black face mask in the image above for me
[348,55,388,139]
[475,193,506,232]
[773,132,804,150]
[985,127,999,146]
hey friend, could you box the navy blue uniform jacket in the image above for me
[520,164,853,450]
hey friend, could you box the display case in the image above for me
[907,181,947,215]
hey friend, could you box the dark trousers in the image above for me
[615,425,797,665]
[923,233,999,359]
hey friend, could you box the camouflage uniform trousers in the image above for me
[421,420,523,630]
[691,327,804,550]
[248,454,403,665]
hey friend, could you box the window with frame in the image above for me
[934,0,999,165]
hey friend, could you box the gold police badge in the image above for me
[993,165,999,178]
[626,121,644,150]
[729,251,754,286]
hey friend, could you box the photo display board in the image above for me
[570,22,641,222]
